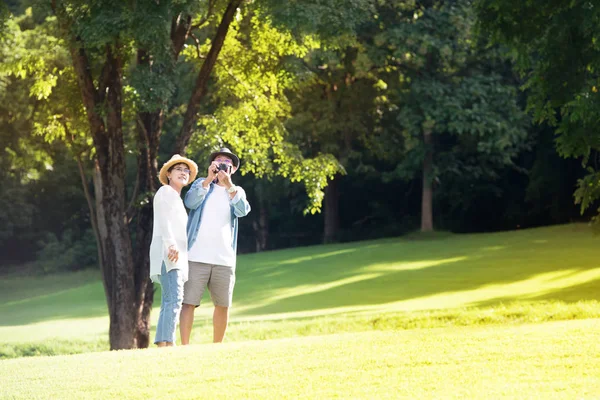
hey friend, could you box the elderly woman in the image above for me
[150,154,198,347]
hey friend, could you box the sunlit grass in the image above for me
[1,319,599,399]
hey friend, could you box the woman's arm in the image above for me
[154,188,178,256]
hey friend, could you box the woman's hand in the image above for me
[167,245,179,262]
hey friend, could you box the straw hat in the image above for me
[158,154,198,186]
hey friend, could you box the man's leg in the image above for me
[180,261,211,345]
[180,303,195,345]
[208,265,235,343]
[213,305,229,343]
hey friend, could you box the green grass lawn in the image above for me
[2,223,600,398]
[1,319,599,399]
[1,223,600,357]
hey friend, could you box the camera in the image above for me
[217,163,230,173]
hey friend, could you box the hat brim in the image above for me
[209,151,240,169]
[159,157,198,186]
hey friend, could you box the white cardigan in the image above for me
[149,185,189,283]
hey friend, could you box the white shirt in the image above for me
[188,184,236,267]
[149,185,189,283]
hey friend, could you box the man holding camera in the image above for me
[180,147,251,344]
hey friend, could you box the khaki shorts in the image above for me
[183,261,236,307]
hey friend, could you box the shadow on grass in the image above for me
[233,224,600,316]
[0,282,108,327]
[2,224,599,327]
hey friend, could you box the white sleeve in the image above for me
[154,188,178,252]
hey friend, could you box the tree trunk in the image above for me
[323,175,340,243]
[71,42,136,350]
[132,108,162,348]
[75,153,107,300]
[92,161,110,309]
[421,128,434,232]
[101,48,137,350]
[94,157,137,350]
[252,183,269,252]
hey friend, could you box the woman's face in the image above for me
[167,163,191,187]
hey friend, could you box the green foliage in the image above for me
[574,169,600,228]
[285,46,381,168]
[0,15,59,251]
[33,229,98,274]
[0,16,58,177]
[0,183,36,242]
[38,0,373,216]
[259,0,374,44]
[188,12,344,214]
[476,0,600,222]
[0,2,9,38]
[0,15,94,262]
[0,13,67,99]
[394,74,528,180]
[0,38,92,263]
[372,1,528,183]
[333,0,529,231]
[0,9,91,162]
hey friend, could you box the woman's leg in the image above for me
[160,267,184,345]
[154,263,170,346]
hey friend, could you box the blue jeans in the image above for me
[154,262,184,344]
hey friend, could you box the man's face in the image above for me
[214,155,236,174]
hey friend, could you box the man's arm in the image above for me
[229,186,251,217]
[184,178,209,210]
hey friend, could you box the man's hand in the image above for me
[217,169,233,189]
[203,162,219,188]
[167,245,179,262]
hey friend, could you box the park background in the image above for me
[1,0,600,398]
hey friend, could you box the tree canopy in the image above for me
[476,0,600,224]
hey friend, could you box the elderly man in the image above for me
[180,147,251,344]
